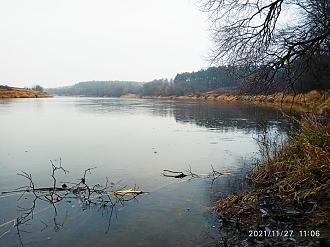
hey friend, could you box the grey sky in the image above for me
[0,0,211,88]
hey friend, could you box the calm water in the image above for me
[0,97,286,247]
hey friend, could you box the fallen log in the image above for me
[162,169,187,178]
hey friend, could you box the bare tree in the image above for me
[201,0,330,94]
[32,85,44,92]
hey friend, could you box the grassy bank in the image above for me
[0,86,51,98]
[139,90,330,115]
[215,117,330,246]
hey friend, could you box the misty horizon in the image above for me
[0,0,211,88]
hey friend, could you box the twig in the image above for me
[3,159,145,246]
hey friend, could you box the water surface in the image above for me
[0,97,286,246]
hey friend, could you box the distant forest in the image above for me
[46,64,329,97]
[46,66,239,97]
[47,81,142,97]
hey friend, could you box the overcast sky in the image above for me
[0,0,211,88]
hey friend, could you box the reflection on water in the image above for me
[75,98,286,130]
[0,97,287,247]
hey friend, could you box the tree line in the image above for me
[46,66,240,97]
[46,59,328,97]
[46,81,142,97]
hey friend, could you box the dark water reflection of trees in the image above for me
[170,101,286,132]
[76,98,288,133]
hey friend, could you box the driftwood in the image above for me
[162,165,230,181]
[1,159,145,246]
[162,169,187,178]
[114,188,144,196]
[2,160,229,246]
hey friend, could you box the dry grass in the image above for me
[250,116,330,204]
[0,86,50,98]
[215,116,330,233]
[141,90,330,114]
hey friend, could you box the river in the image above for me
[0,97,286,246]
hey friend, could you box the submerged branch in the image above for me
[1,160,145,246]
[162,166,231,180]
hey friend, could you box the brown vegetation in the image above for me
[251,117,330,203]
[0,86,50,98]
[140,90,330,115]
[215,117,330,245]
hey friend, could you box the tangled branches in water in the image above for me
[1,159,145,246]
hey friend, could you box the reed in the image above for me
[251,116,330,206]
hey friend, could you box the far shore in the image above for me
[3,85,328,115]
[0,86,51,99]
[122,90,330,115]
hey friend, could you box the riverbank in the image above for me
[0,86,51,98]
[215,117,330,246]
[134,90,330,115]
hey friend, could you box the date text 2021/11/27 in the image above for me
[248,230,320,238]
